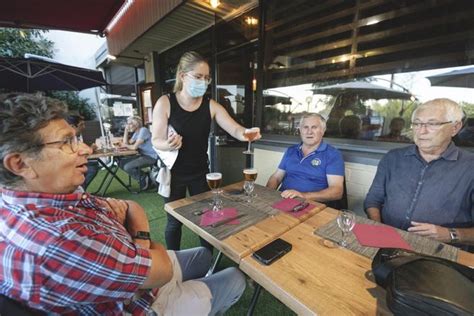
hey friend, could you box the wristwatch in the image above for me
[448,228,459,243]
[132,231,151,240]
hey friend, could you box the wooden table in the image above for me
[240,207,474,315]
[88,149,137,196]
[165,182,326,263]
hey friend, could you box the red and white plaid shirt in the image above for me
[0,188,154,315]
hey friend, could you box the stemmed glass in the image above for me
[243,180,255,203]
[243,127,260,154]
[206,172,223,217]
[336,210,356,247]
[243,168,257,202]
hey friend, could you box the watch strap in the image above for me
[448,228,459,243]
[132,231,151,240]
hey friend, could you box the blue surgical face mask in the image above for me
[186,78,208,97]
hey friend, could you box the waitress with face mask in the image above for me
[151,51,261,251]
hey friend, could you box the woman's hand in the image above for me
[167,133,183,150]
[243,127,262,142]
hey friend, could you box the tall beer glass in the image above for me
[243,127,260,154]
[243,168,258,202]
[206,172,223,216]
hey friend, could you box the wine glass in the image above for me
[243,127,260,154]
[206,172,223,217]
[336,210,356,247]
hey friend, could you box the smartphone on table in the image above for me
[252,238,292,265]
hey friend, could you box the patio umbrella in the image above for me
[310,81,413,100]
[426,66,474,88]
[0,55,107,92]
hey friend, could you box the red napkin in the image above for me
[353,223,412,250]
[272,198,312,218]
[199,208,240,227]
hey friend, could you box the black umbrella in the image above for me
[426,67,474,88]
[310,81,413,100]
[0,55,107,92]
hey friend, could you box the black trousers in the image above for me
[164,170,212,251]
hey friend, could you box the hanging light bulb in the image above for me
[210,0,220,8]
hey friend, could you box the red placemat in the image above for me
[199,208,240,227]
[272,198,312,218]
[353,223,412,250]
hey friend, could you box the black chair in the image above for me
[325,179,348,210]
[0,294,42,316]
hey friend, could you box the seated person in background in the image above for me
[364,98,473,246]
[119,116,158,190]
[339,115,362,139]
[266,113,345,203]
[377,117,411,143]
[454,117,474,147]
[66,113,99,189]
[0,93,245,315]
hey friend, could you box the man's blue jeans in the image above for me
[175,247,246,315]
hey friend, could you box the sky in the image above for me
[45,30,106,104]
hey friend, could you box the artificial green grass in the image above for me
[87,169,295,315]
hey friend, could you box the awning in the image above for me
[0,0,126,35]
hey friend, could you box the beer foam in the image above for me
[243,168,257,174]
[206,172,222,180]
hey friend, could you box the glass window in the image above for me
[261,0,474,147]
[160,29,212,94]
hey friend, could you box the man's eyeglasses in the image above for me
[411,121,452,130]
[185,72,212,85]
[39,136,82,153]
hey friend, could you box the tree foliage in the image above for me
[0,27,96,120]
[0,28,54,58]
[46,91,96,120]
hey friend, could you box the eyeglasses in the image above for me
[411,121,452,130]
[39,136,82,153]
[185,72,212,85]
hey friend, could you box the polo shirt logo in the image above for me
[311,158,321,166]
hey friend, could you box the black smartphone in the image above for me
[252,238,292,265]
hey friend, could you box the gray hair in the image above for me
[127,116,143,127]
[299,113,327,130]
[0,93,67,187]
[412,98,463,123]
[173,51,208,93]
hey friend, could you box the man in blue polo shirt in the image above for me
[266,113,345,202]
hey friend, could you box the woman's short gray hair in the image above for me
[127,116,143,127]
[0,93,67,187]
[412,98,463,123]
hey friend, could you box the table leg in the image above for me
[206,251,223,277]
[247,284,262,316]
[90,158,134,196]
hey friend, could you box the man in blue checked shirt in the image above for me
[365,99,473,247]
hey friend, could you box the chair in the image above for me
[0,294,42,316]
[325,179,348,210]
[127,158,159,193]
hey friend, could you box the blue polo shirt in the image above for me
[131,127,158,159]
[279,141,345,193]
